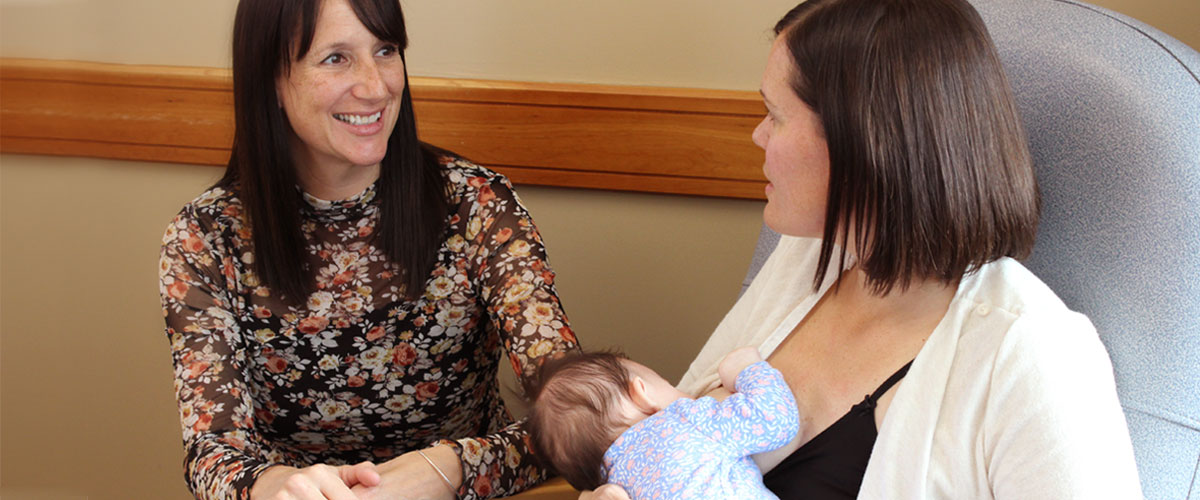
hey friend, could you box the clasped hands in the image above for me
[249,446,638,500]
[251,447,458,500]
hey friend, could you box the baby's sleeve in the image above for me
[692,361,800,458]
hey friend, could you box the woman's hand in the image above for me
[351,446,461,500]
[251,462,380,500]
[579,484,631,500]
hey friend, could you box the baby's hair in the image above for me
[525,350,636,490]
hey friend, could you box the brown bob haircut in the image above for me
[524,351,635,491]
[775,0,1039,294]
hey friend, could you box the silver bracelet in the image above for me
[417,448,456,494]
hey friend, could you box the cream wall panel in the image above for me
[0,0,794,89]
[1,156,223,499]
[400,0,800,89]
[0,0,239,67]
[5,1,1187,89]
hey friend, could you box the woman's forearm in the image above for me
[422,445,465,495]
[356,446,460,500]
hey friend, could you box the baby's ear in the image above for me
[627,376,658,415]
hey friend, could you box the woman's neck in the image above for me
[825,268,958,339]
[291,147,382,200]
[299,166,380,201]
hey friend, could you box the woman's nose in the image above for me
[353,61,388,100]
[752,116,769,150]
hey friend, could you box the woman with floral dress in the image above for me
[158,0,579,498]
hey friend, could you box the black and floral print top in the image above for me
[159,155,579,500]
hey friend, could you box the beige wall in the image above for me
[0,155,762,499]
[1,0,1195,498]
[2,0,1194,85]
[0,0,800,89]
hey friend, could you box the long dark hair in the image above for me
[774,0,1039,294]
[222,0,448,302]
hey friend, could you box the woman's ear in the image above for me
[627,376,659,415]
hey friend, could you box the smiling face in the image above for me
[752,35,831,238]
[276,0,405,189]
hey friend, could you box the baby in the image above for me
[526,347,799,500]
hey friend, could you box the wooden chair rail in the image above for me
[0,58,768,200]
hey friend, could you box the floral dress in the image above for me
[159,155,579,500]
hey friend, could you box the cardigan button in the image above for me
[976,304,992,316]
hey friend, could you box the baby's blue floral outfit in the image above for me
[603,361,799,500]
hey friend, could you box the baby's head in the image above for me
[525,351,687,490]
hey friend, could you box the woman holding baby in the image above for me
[584,0,1142,498]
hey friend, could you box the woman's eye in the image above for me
[376,44,399,57]
[321,53,345,65]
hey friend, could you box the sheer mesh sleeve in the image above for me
[446,173,580,499]
[160,208,277,500]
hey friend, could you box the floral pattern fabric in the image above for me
[160,155,578,499]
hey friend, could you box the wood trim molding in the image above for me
[1,58,768,200]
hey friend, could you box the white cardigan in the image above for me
[677,236,1143,499]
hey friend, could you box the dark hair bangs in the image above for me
[290,0,409,64]
[347,0,409,49]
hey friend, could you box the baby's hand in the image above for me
[718,346,764,393]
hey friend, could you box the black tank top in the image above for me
[762,361,913,499]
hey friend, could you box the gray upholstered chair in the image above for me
[740,0,1200,497]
